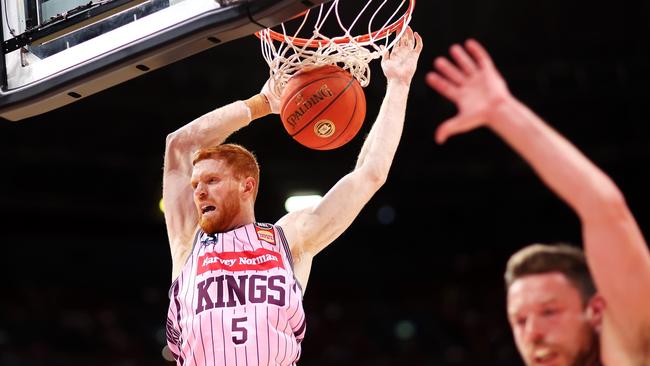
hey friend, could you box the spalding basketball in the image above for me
[280,65,366,150]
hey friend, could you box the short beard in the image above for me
[199,199,241,235]
[570,330,600,366]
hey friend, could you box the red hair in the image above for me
[192,144,260,199]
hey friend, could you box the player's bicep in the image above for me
[582,215,650,347]
[163,169,199,250]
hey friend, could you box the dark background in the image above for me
[1,0,649,365]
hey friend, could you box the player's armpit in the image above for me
[278,170,381,258]
[291,250,314,294]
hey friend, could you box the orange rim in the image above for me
[255,0,415,48]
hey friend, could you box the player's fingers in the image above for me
[450,44,478,75]
[381,45,391,61]
[434,57,465,85]
[425,71,458,101]
[435,115,473,144]
[413,32,423,53]
[465,38,494,69]
[400,27,414,46]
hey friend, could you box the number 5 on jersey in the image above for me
[232,317,248,345]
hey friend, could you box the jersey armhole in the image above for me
[275,224,304,294]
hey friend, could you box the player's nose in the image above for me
[523,316,546,344]
[194,183,207,199]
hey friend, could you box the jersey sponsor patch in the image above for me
[254,224,276,245]
[197,248,284,275]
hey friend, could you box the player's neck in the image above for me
[228,210,256,231]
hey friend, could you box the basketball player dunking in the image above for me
[426,40,650,366]
[161,28,422,365]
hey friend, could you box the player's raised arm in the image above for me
[276,27,423,288]
[426,39,650,364]
[163,86,277,278]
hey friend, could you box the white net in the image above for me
[258,0,414,99]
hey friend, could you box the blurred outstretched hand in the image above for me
[425,39,512,144]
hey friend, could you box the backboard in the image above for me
[0,0,330,121]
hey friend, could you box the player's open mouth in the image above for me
[533,348,557,365]
[201,205,216,214]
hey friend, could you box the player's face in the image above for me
[507,272,598,366]
[191,158,243,234]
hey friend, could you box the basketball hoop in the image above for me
[256,0,416,98]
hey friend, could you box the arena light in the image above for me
[159,198,165,213]
[284,194,322,213]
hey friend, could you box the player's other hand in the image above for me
[261,77,281,114]
[425,39,513,144]
[381,26,423,86]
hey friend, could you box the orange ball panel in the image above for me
[280,65,366,150]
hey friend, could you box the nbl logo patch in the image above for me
[200,233,218,246]
[254,223,276,245]
[197,248,284,275]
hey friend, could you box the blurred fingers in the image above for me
[465,39,494,69]
[425,71,458,101]
[450,44,478,75]
[434,116,472,144]
[434,57,465,85]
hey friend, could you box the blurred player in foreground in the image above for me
[426,39,650,366]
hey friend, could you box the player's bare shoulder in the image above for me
[603,318,650,366]
[275,210,307,252]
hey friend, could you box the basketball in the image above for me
[280,65,366,150]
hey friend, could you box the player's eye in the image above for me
[516,317,526,326]
[511,315,526,327]
[541,308,558,317]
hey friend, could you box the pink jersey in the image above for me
[165,223,306,366]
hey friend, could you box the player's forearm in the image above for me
[168,95,269,150]
[355,80,409,180]
[164,95,271,172]
[488,97,626,220]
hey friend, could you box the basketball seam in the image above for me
[315,82,363,149]
[289,76,357,138]
[281,74,343,121]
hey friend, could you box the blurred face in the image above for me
[507,272,598,366]
[191,158,243,234]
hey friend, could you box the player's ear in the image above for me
[585,294,606,333]
[241,177,256,197]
